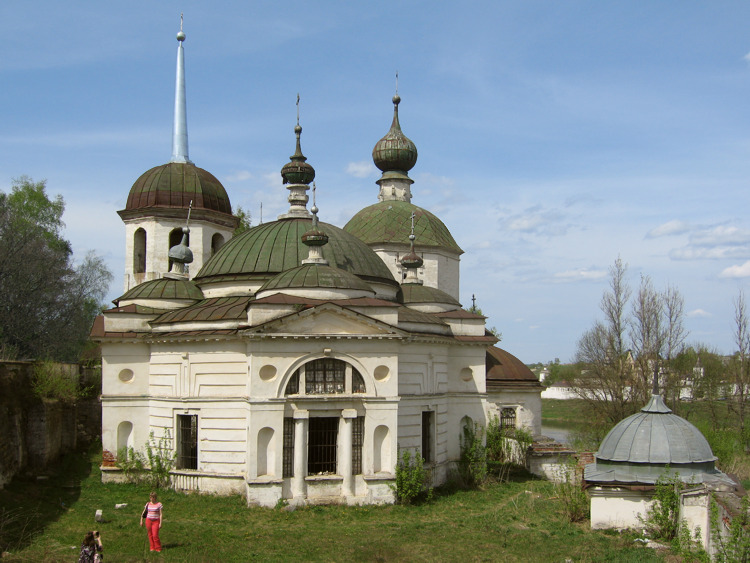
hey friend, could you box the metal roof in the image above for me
[116,278,204,304]
[400,284,460,306]
[344,200,463,254]
[151,296,252,324]
[259,264,375,294]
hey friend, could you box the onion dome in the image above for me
[281,124,315,185]
[196,218,396,286]
[168,226,193,271]
[344,200,463,255]
[372,94,417,177]
[124,162,232,214]
[114,277,204,306]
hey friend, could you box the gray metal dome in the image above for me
[596,395,716,465]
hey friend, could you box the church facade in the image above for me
[93,24,542,506]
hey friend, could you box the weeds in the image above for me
[553,458,588,523]
[116,430,175,489]
[711,495,750,562]
[391,449,432,504]
[459,421,487,488]
[31,361,78,401]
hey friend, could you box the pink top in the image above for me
[145,501,162,520]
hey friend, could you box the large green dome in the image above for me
[125,162,233,215]
[196,218,397,285]
[344,200,463,254]
[259,264,375,295]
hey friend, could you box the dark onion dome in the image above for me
[258,264,375,295]
[400,284,460,307]
[196,218,397,286]
[400,250,423,269]
[344,200,463,254]
[372,95,417,176]
[123,162,232,215]
[301,228,328,246]
[114,277,204,306]
[281,125,316,185]
[596,395,716,465]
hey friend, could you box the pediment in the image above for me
[246,303,401,336]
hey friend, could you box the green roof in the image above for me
[400,284,460,306]
[196,219,396,285]
[260,264,374,293]
[116,278,204,304]
[125,162,233,215]
[152,296,252,324]
[344,200,463,254]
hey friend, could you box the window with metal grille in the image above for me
[305,359,345,394]
[421,411,433,463]
[352,416,364,475]
[285,371,299,395]
[176,414,198,470]
[501,407,517,429]
[282,417,295,478]
[308,417,338,475]
[352,369,366,393]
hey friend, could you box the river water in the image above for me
[541,424,572,445]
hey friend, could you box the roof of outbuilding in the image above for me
[595,395,716,465]
[486,346,540,383]
[151,296,252,324]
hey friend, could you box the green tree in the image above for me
[0,177,112,361]
[233,206,252,236]
[468,303,502,340]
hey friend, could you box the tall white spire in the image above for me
[171,14,192,164]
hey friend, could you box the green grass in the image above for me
[0,447,668,562]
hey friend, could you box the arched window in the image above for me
[211,233,225,255]
[133,229,147,274]
[284,358,366,396]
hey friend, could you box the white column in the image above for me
[292,410,308,499]
[340,409,357,498]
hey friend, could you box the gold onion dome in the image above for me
[281,124,315,185]
[372,95,417,176]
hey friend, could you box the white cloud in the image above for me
[646,219,690,238]
[691,225,750,247]
[670,246,750,260]
[553,269,608,282]
[719,261,750,278]
[501,204,570,236]
[224,170,253,182]
[346,161,376,178]
[688,309,712,318]
[744,52,750,64]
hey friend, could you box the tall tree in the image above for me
[729,291,750,435]
[0,177,112,361]
[572,258,687,423]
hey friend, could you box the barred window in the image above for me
[501,407,517,429]
[308,417,338,475]
[352,416,364,475]
[283,418,295,478]
[286,359,366,396]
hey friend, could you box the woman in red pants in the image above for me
[140,491,163,552]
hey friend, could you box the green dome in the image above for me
[196,218,397,285]
[344,201,463,254]
[115,277,204,304]
[400,284,460,306]
[259,264,375,294]
[125,162,232,215]
[372,95,417,175]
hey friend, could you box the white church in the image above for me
[93,23,542,506]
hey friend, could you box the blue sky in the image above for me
[2,1,750,363]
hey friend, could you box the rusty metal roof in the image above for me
[124,162,232,215]
[485,346,540,383]
[344,201,463,254]
[151,296,252,324]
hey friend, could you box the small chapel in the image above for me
[93,22,542,506]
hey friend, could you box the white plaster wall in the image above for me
[590,487,652,529]
[486,390,542,436]
[372,247,461,301]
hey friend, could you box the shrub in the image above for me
[459,421,488,488]
[639,470,682,541]
[485,416,533,480]
[554,458,588,523]
[711,495,750,562]
[391,449,432,504]
[31,361,78,401]
[116,431,176,489]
